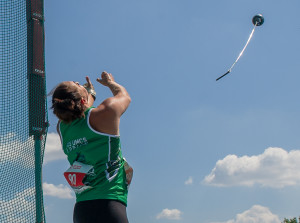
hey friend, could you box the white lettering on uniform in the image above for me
[66,137,88,153]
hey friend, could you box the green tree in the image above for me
[283,217,299,223]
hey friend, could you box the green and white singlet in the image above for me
[58,107,128,205]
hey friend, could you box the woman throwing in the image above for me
[51,71,132,223]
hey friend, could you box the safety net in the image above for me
[0,0,47,222]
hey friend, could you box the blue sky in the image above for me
[42,0,300,222]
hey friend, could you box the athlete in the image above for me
[51,71,132,223]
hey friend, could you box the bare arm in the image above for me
[89,72,131,135]
[99,75,131,116]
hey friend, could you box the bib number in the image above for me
[64,161,94,194]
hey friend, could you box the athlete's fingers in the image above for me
[96,77,105,86]
[85,76,93,88]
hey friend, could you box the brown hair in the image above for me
[51,82,86,123]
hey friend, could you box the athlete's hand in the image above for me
[96,71,115,86]
[84,76,95,90]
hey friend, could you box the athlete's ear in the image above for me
[80,98,86,105]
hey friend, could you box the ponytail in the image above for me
[51,82,86,123]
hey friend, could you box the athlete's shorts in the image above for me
[73,199,129,223]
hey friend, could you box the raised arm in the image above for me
[97,72,131,116]
[89,71,131,135]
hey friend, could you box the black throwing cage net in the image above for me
[0,0,47,222]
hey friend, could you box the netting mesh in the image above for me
[0,0,47,222]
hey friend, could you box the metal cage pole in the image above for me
[27,0,47,222]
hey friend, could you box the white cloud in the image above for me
[44,132,66,164]
[43,183,73,199]
[204,147,300,188]
[0,188,36,223]
[0,132,65,166]
[0,184,73,222]
[156,208,182,220]
[0,132,34,168]
[185,176,193,185]
[211,205,280,223]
